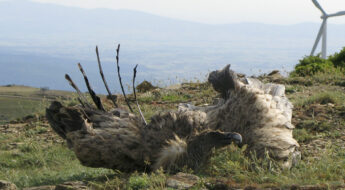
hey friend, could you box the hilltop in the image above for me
[0,85,76,123]
[0,64,344,189]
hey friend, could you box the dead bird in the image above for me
[46,101,242,172]
[46,47,242,172]
[180,64,300,168]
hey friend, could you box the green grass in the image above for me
[0,123,114,188]
[293,128,316,143]
[0,86,76,123]
[293,91,345,107]
[0,85,40,95]
[127,170,166,190]
[309,69,345,85]
[1,73,345,189]
[161,94,190,102]
[0,97,46,123]
[0,85,74,97]
[88,169,167,190]
[205,144,345,186]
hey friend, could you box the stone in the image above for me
[166,84,182,90]
[55,181,89,190]
[23,186,55,190]
[0,180,17,190]
[204,182,230,190]
[166,172,200,190]
[136,80,156,93]
[290,185,328,190]
[268,70,280,76]
[244,186,258,190]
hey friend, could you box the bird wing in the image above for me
[46,101,149,171]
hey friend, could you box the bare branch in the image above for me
[116,44,133,112]
[96,46,118,108]
[65,74,92,108]
[77,97,86,108]
[132,64,147,125]
[78,63,105,111]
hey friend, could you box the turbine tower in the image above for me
[310,0,345,59]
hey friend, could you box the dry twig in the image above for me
[96,46,118,108]
[132,64,147,125]
[115,44,133,112]
[78,63,105,111]
[64,74,92,108]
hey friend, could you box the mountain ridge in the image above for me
[1,0,345,92]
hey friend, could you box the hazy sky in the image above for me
[29,0,345,24]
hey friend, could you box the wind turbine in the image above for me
[310,0,345,59]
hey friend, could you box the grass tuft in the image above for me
[294,91,344,107]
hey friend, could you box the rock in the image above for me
[204,182,230,190]
[166,84,182,90]
[268,70,280,76]
[263,70,285,83]
[136,80,156,93]
[290,184,328,190]
[166,172,200,189]
[55,181,89,190]
[23,186,55,190]
[106,94,117,103]
[0,180,17,190]
[243,186,258,190]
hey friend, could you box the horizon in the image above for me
[0,0,345,92]
[30,0,345,25]
[2,0,345,26]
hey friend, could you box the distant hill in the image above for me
[0,84,76,123]
[0,47,151,93]
[1,0,345,92]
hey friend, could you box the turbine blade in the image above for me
[312,0,327,15]
[311,19,326,56]
[328,11,345,17]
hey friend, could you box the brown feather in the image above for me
[46,65,299,172]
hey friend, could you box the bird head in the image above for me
[206,131,242,147]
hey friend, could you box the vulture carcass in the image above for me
[46,101,242,172]
[46,48,243,172]
[46,46,299,173]
[180,64,300,168]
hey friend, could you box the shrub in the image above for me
[290,47,345,77]
[329,47,345,68]
[128,174,149,190]
[291,56,333,77]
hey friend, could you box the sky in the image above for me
[28,0,345,25]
